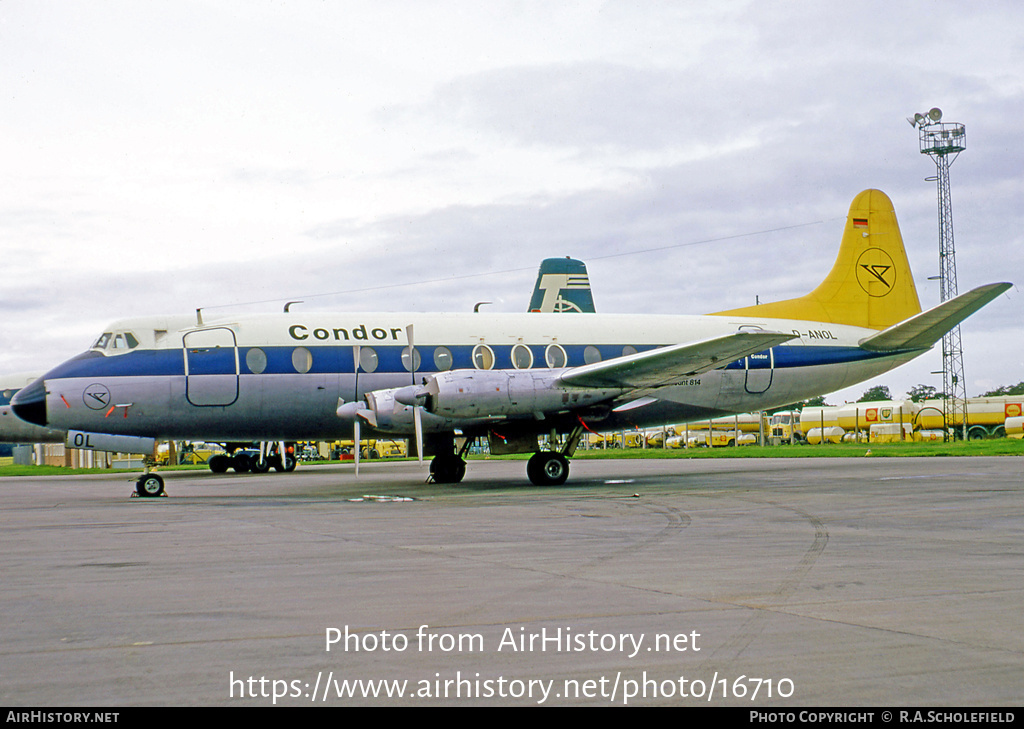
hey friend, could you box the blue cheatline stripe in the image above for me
[43,343,896,380]
[724,345,895,370]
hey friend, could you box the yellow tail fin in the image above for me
[712,189,922,329]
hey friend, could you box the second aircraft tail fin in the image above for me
[528,257,596,313]
[712,189,922,330]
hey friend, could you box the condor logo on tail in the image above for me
[856,249,895,296]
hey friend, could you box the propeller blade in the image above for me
[353,418,360,477]
[413,405,424,463]
[352,345,361,401]
[406,323,416,385]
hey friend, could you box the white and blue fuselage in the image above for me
[13,310,916,442]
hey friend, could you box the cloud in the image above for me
[1,1,1021,400]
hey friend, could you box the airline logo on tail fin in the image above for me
[528,257,596,313]
[856,250,895,294]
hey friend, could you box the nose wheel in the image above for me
[135,473,165,497]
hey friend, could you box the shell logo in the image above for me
[1006,403,1022,418]
[865,408,878,422]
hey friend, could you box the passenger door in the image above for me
[184,328,239,406]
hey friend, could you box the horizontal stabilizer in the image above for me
[858,282,1011,352]
[559,330,796,389]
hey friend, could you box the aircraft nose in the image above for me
[11,379,47,427]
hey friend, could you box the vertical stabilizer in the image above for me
[712,189,922,329]
[528,257,596,313]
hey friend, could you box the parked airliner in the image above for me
[0,257,596,468]
[12,190,1010,495]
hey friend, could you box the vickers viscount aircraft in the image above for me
[0,257,595,471]
[12,190,1010,496]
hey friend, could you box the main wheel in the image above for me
[527,452,569,486]
[232,453,252,472]
[430,454,466,484]
[136,473,165,497]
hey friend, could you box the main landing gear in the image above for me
[429,453,467,484]
[526,452,569,486]
[428,437,472,484]
[427,425,585,486]
[526,424,584,486]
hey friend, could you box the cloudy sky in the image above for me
[2,1,1021,403]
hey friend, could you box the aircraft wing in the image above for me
[557,330,797,390]
[858,282,1012,352]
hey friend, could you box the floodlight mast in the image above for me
[909,108,968,440]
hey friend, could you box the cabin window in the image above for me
[433,346,453,371]
[472,344,495,370]
[359,347,378,373]
[292,347,313,374]
[584,345,602,364]
[246,348,267,374]
[511,344,533,369]
[545,344,567,368]
[401,346,421,372]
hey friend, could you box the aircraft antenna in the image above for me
[910,108,968,440]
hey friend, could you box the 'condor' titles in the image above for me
[288,324,405,342]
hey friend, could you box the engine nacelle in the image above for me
[421,369,622,420]
[347,370,624,433]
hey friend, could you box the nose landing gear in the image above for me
[135,472,165,497]
[134,455,165,497]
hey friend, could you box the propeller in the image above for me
[353,417,360,477]
[406,324,416,386]
[406,324,424,463]
[352,344,361,403]
[353,345,361,476]
[413,405,423,464]
[338,398,376,477]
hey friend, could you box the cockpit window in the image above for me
[112,332,139,350]
[92,330,140,354]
